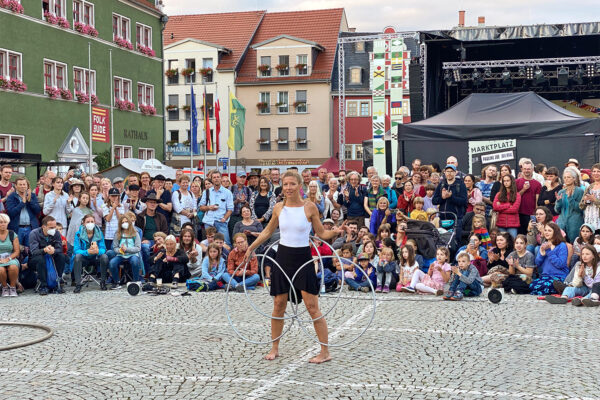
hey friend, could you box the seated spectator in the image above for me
[394,221,408,248]
[376,247,397,293]
[109,215,142,288]
[406,247,451,295]
[482,232,513,286]
[29,216,66,295]
[224,233,260,292]
[375,224,392,249]
[72,214,109,293]
[460,202,488,246]
[6,176,40,247]
[199,243,227,290]
[346,253,376,292]
[213,233,231,260]
[457,233,489,278]
[545,244,600,304]
[102,188,126,250]
[149,235,189,287]
[233,205,263,248]
[0,214,20,297]
[501,234,536,294]
[369,197,394,235]
[310,237,333,274]
[404,239,424,269]
[123,184,146,215]
[409,197,427,221]
[334,243,354,284]
[136,193,168,273]
[526,206,554,254]
[530,222,569,295]
[331,209,343,226]
[66,191,92,256]
[395,245,419,292]
[572,223,595,266]
[200,226,217,255]
[332,220,360,253]
[443,252,483,300]
[180,228,202,277]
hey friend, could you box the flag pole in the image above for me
[189,78,194,179]
[215,81,220,173]
[109,49,114,167]
[227,85,230,177]
[88,42,93,174]
[203,83,207,178]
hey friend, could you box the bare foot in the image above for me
[264,349,279,361]
[308,352,332,364]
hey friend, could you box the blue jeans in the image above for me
[17,226,31,248]
[562,285,590,299]
[109,255,142,282]
[448,274,483,297]
[222,272,260,289]
[209,221,231,246]
[346,278,372,291]
[141,240,154,275]
[498,227,518,239]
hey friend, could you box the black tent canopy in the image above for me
[397,92,600,172]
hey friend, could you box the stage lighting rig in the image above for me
[557,66,569,86]
[472,69,484,86]
[574,65,585,85]
[533,66,547,86]
[501,68,512,87]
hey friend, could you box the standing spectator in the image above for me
[139,172,152,200]
[381,175,398,209]
[317,167,329,192]
[247,171,259,192]
[88,184,104,227]
[433,164,468,241]
[233,205,263,247]
[270,168,281,190]
[301,168,312,196]
[29,216,66,295]
[72,214,109,292]
[221,175,232,191]
[410,173,426,197]
[67,179,84,209]
[397,181,417,216]
[364,175,386,223]
[199,171,234,246]
[172,175,197,231]
[65,191,92,253]
[34,170,56,214]
[445,156,467,180]
[538,167,562,217]
[556,167,584,242]
[410,159,421,177]
[490,164,512,205]
[493,175,521,239]
[516,160,542,235]
[123,185,146,215]
[342,172,367,227]
[477,164,497,215]
[307,181,325,217]
[0,214,20,297]
[146,175,173,226]
[112,176,125,196]
[580,163,600,230]
[6,177,40,247]
[534,163,547,184]
[0,165,14,208]
[171,170,184,191]
[464,174,482,213]
[109,214,142,286]
[323,178,342,219]
[249,176,276,225]
[102,188,126,250]
[43,176,69,228]
[99,178,112,204]
[230,171,252,237]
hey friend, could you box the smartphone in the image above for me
[530,215,536,222]
[469,238,476,246]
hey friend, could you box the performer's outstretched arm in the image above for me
[245,203,282,258]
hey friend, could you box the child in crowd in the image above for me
[409,197,427,221]
[427,208,440,228]
[356,233,376,255]
[423,184,436,212]
[502,234,536,294]
[346,253,376,292]
[381,237,398,257]
[199,243,227,291]
[594,234,600,246]
[443,253,483,300]
[396,245,419,292]
[546,244,600,304]
[200,226,216,255]
[56,223,68,255]
[369,197,394,235]
[376,224,392,249]
[572,223,595,266]
[335,244,355,285]
[376,247,396,293]
[213,232,231,259]
[405,239,424,269]
[472,215,491,249]
[405,247,451,295]
[311,237,333,274]
[363,240,379,267]
[394,222,408,248]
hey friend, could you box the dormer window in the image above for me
[355,41,365,53]
[349,67,362,84]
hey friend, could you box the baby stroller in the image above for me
[405,211,458,258]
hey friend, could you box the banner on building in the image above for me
[91,106,110,143]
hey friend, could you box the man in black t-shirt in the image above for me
[145,175,173,226]
[136,193,168,273]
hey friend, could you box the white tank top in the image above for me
[279,205,312,248]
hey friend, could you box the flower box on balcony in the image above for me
[293,101,306,108]
[275,102,285,107]
[165,69,178,78]
[139,104,156,115]
[257,139,270,145]
[256,102,268,110]
[297,139,308,144]
[182,105,191,111]
[276,64,289,71]
[165,104,178,111]
[115,99,135,111]
[75,91,98,105]
[44,12,70,28]
[257,65,270,72]
[1,77,27,92]
[294,63,307,70]
[277,139,288,144]
[181,68,195,77]
[45,86,61,99]
[137,44,155,57]
[114,37,133,50]
[199,68,213,76]
[74,21,98,37]
[0,0,24,14]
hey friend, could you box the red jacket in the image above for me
[493,192,521,228]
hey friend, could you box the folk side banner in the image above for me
[92,106,110,143]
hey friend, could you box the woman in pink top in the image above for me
[465,174,482,213]
[404,247,452,295]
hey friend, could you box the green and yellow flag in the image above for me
[227,91,245,151]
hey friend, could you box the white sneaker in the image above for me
[1,286,9,297]
[8,286,17,297]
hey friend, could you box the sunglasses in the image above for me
[395,177,402,180]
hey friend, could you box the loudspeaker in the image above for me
[488,288,503,304]
[127,281,142,296]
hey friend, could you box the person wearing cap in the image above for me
[123,184,146,215]
[136,193,168,273]
[66,178,85,211]
[565,158,580,169]
[247,171,260,192]
[112,177,125,194]
[101,187,126,250]
[433,164,468,242]
[445,156,466,181]
[229,171,253,238]
[145,174,173,226]
[346,253,376,292]
[199,170,234,245]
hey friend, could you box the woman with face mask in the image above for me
[109,215,142,289]
[72,214,109,293]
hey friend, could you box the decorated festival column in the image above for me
[372,39,387,174]
[389,38,410,175]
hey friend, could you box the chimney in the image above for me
[348,27,356,32]
[478,16,485,26]
[458,10,465,27]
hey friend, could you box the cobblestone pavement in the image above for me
[1,285,599,400]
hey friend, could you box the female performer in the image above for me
[244,171,346,364]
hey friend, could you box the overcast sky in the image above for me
[163,0,600,31]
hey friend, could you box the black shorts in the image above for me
[271,245,319,304]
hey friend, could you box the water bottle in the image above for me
[320,283,326,294]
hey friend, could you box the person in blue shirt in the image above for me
[6,177,40,247]
[200,243,227,290]
[199,170,234,246]
[72,214,109,293]
[530,222,569,295]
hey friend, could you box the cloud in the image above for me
[163,0,600,32]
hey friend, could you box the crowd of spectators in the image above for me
[0,156,599,306]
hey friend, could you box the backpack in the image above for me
[186,277,207,292]
[45,254,60,290]
[316,268,338,293]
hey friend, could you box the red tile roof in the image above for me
[128,0,163,14]
[236,8,345,84]
[163,11,266,71]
